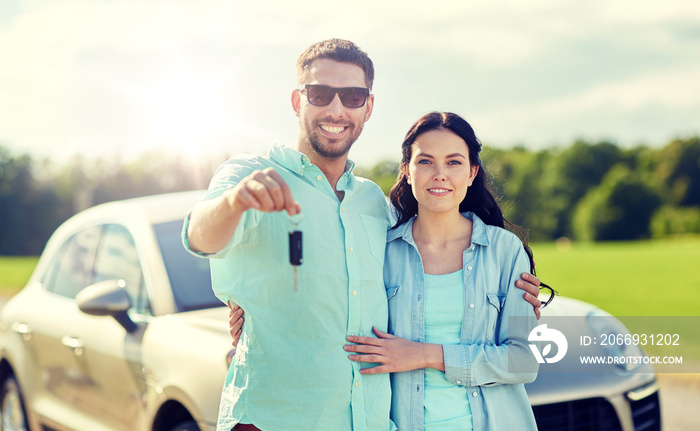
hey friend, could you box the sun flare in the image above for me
[132,64,236,157]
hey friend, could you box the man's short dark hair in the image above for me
[296,38,375,89]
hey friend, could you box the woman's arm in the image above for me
[346,327,444,374]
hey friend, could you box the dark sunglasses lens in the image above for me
[307,86,334,106]
[339,88,368,108]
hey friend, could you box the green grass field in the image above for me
[531,237,700,316]
[0,256,39,295]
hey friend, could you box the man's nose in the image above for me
[325,93,346,116]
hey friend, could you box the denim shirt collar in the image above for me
[387,211,491,247]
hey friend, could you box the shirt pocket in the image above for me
[386,285,400,334]
[360,214,389,267]
[485,293,505,344]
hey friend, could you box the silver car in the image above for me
[0,191,661,431]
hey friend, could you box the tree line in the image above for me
[1,136,699,255]
[356,136,700,242]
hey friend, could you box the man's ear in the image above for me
[363,94,375,122]
[291,89,302,117]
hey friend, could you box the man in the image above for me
[184,39,542,431]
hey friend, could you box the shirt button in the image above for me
[352,290,357,296]
[348,247,354,253]
[297,169,302,174]
[469,303,475,309]
[317,175,323,181]
[456,380,462,385]
[467,265,473,271]
[354,381,360,387]
[472,391,478,397]
[471,245,476,250]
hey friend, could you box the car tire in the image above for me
[170,420,200,431]
[0,374,29,431]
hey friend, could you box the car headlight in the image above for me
[586,309,645,371]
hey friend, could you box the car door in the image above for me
[73,223,151,431]
[23,223,150,431]
[24,225,107,430]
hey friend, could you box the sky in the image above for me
[1,0,699,168]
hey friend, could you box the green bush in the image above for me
[650,205,700,237]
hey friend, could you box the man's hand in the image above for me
[228,168,301,216]
[516,272,542,319]
[345,327,444,374]
[187,167,300,254]
[228,301,244,347]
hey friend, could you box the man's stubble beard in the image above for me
[301,118,365,161]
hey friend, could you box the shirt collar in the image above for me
[387,211,491,247]
[268,143,356,182]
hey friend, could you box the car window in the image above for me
[93,224,150,315]
[153,220,220,312]
[42,225,101,298]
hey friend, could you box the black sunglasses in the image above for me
[298,84,370,108]
[538,282,559,308]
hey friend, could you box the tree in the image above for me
[653,137,700,207]
[542,140,624,238]
[573,165,662,241]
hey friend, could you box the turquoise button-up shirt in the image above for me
[384,213,539,431]
[183,144,395,431]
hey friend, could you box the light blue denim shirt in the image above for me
[182,144,395,431]
[384,212,539,431]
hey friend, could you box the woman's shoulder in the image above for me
[469,213,523,247]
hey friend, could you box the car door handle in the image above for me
[11,322,32,341]
[61,336,85,356]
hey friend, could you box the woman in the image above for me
[343,112,540,430]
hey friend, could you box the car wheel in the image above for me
[0,374,29,431]
[170,420,200,431]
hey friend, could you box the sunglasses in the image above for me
[298,84,370,108]
[538,282,559,308]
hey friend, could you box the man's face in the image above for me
[293,58,374,161]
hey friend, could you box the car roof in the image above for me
[86,190,207,225]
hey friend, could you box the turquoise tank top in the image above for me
[424,270,473,431]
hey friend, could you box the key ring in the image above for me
[288,212,303,227]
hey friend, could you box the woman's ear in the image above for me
[402,163,412,185]
[468,165,479,186]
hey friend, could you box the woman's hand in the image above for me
[345,327,444,374]
[228,301,244,347]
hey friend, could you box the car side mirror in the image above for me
[76,279,137,333]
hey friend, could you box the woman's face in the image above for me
[406,128,479,216]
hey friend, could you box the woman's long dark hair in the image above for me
[389,112,537,274]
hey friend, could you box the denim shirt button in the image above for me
[456,380,462,385]
[472,391,478,397]
[469,303,475,309]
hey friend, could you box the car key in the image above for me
[288,213,303,291]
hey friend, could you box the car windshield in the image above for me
[153,220,223,312]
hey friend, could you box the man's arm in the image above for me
[187,167,300,254]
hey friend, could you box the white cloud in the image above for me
[0,0,698,164]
